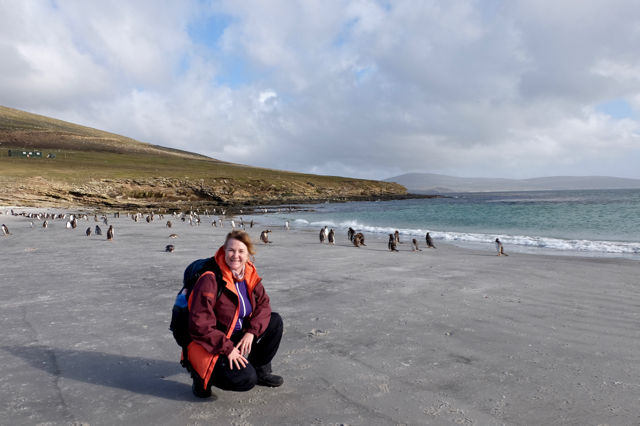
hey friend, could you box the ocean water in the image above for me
[268,189,640,259]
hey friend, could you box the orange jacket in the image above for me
[186,246,271,386]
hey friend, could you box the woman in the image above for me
[186,230,284,398]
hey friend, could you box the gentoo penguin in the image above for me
[388,234,399,252]
[323,226,329,239]
[169,234,178,239]
[71,218,77,229]
[66,220,72,229]
[285,221,289,231]
[94,215,98,222]
[43,220,48,228]
[250,220,254,228]
[165,245,175,252]
[86,227,92,236]
[212,220,217,227]
[319,228,326,243]
[219,219,223,227]
[394,230,402,244]
[166,220,172,228]
[412,239,422,252]
[495,238,508,256]
[231,220,235,229]
[146,215,151,223]
[353,233,366,247]
[1,224,10,235]
[95,225,102,235]
[426,232,436,249]
[260,230,272,244]
[106,225,114,241]
[347,227,355,242]
[30,221,35,229]
[328,229,335,245]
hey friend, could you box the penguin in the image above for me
[95,225,102,235]
[250,220,254,228]
[285,221,289,231]
[495,238,508,256]
[71,218,77,229]
[94,215,98,222]
[165,245,175,252]
[323,226,329,239]
[30,221,35,229]
[426,232,436,249]
[103,217,108,225]
[388,234,399,252]
[219,219,223,227]
[353,233,366,247]
[86,227,92,236]
[231,220,236,229]
[43,220,48,228]
[66,220,72,229]
[1,224,10,235]
[347,227,355,241]
[169,234,178,239]
[212,220,217,227]
[412,239,422,252]
[328,229,335,245]
[146,215,152,223]
[394,230,403,244]
[106,225,114,241]
[260,230,273,244]
[166,220,172,228]
[319,228,326,243]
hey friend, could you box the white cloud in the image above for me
[1,0,640,180]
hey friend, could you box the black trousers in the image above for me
[206,312,283,392]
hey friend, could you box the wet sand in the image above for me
[1,209,638,425]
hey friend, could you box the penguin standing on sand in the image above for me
[260,230,272,244]
[285,221,289,231]
[95,225,102,235]
[495,238,508,256]
[319,228,326,243]
[328,229,335,245]
[394,230,402,244]
[250,220,254,228]
[1,224,10,235]
[388,234,399,252]
[348,227,355,241]
[426,232,436,249]
[43,220,48,228]
[86,227,92,236]
[30,221,35,229]
[106,225,114,241]
[412,239,422,252]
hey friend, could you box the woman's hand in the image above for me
[236,332,255,357]
[227,347,248,370]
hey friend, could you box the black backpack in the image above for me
[169,257,225,370]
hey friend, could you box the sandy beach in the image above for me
[1,208,639,426]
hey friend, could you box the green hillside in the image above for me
[0,105,408,210]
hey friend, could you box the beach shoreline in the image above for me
[1,208,639,425]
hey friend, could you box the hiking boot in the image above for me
[255,363,284,387]
[191,374,216,399]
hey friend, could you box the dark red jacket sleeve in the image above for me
[244,280,272,337]
[188,274,235,356]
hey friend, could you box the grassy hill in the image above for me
[0,105,407,210]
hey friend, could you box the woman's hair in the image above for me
[224,230,257,256]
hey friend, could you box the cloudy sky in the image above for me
[2,1,640,180]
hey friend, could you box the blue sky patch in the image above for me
[596,98,635,120]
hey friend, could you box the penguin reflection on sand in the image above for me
[412,239,422,252]
[260,230,272,244]
[426,232,436,249]
[495,238,508,256]
[1,224,10,235]
[106,225,114,241]
[388,234,399,252]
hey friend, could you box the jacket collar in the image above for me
[214,246,261,293]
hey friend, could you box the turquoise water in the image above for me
[270,189,640,258]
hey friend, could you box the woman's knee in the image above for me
[269,312,283,332]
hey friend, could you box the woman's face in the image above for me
[225,238,249,273]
